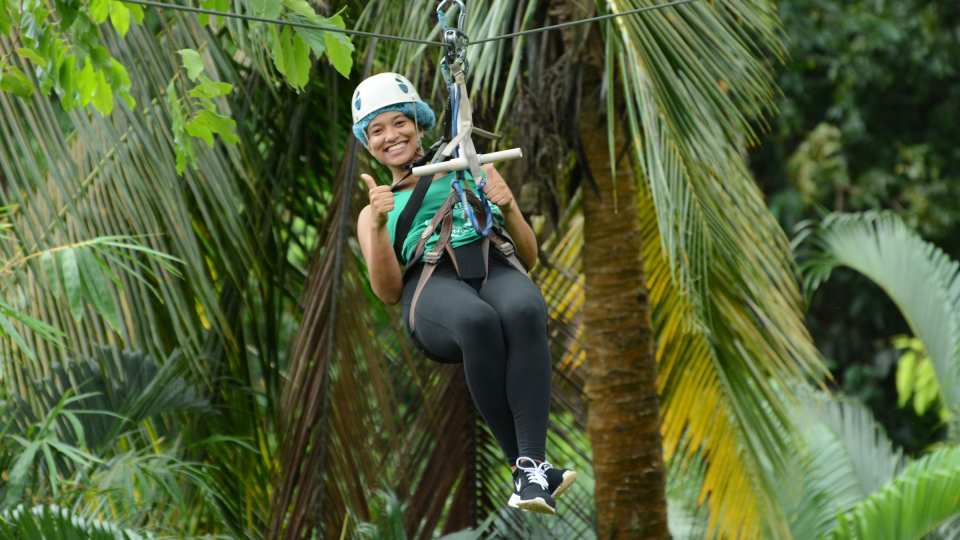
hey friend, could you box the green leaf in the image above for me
[269,26,310,90]
[54,55,78,107]
[188,77,233,99]
[4,440,40,506]
[77,59,97,106]
[0,0,12,34]
[828,446,960,539]
[196,0,227,25]
[322,14,353,78]
[60,248,84,323]
[294,26,325,57]
[0,65,34,97]
[39,250,59,288]
[16,47,45,65]
[282,0,320,20]
[42,443,59,495]
[92,68,113,115]
[109,0,131,37]
[897,351,916,407]
[78,249,122,334]
[128,3,144,24]
[89,0,110,24]
[914,359,939,415]
[269,27,286,78]
[803,212,960,422]
[166,80,194,174]
[250,0,281,19]
[178,49,204,82]
[107,59,135,110]
[0,307,36,361]
[186,109,238,147]
[287,32,310,90]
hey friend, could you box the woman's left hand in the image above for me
[482,164,515,212]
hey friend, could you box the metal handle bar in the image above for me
[411,148,523,177]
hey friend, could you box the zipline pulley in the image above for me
[437,0,469,71]
[412,0,524,237]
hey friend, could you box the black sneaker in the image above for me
[541,462,577,498]
[507,457,556,515]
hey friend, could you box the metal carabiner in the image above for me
[436,0,466,33]
[436,0,468,64]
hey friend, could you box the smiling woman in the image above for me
[367,111,420,169]
[352,72,576,516]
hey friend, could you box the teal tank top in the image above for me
[386,171,504,264]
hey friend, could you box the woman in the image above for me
[353,73,576,515]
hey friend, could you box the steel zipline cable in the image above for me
[120,0,442,46]
[119,0,699,47]
[469,0,698,44]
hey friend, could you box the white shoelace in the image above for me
[515,457,549,490]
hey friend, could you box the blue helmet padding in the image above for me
[352,101,436,148]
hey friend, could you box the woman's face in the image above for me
[366,111,420,169]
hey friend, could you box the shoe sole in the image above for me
[552,470,577,498]
[507,494,556,515]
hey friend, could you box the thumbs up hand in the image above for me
[482,164,515,213]
[361,173,395,226]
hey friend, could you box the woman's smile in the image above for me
[366,110,421,174]
[385,140,410,156]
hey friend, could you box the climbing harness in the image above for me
[399,0,528,333]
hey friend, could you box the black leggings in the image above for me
[401,253,551,463]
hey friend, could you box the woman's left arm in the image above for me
[482,164,538,270]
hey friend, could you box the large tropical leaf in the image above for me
[780,391,904,539]
[0,505,149,540]
[826,445,960,540]
[801,211,960,436]
[4,346,208,452]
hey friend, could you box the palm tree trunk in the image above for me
[580,87,669,538]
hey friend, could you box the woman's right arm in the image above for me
[358,176,404,304]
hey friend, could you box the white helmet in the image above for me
[351,72,436,147]
[351,72,423,124]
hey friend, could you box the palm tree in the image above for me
[276,1,826,538]
[1,0,828,538]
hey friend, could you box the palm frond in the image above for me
[81,446,225,530]
[602,0,830,535]
[356,0,534,118]
[5,346,208,452]
[800,211,960,435]
[665,451,713,540]
[637,172,824,537]
[0,504,150,540]
[826,445,960,540]
[781,390,903,539]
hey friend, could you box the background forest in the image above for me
[0,0,959,539]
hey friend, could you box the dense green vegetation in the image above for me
[0,0,958,538]
[752,0,960,453]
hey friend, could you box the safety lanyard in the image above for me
[413,0,513,238]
